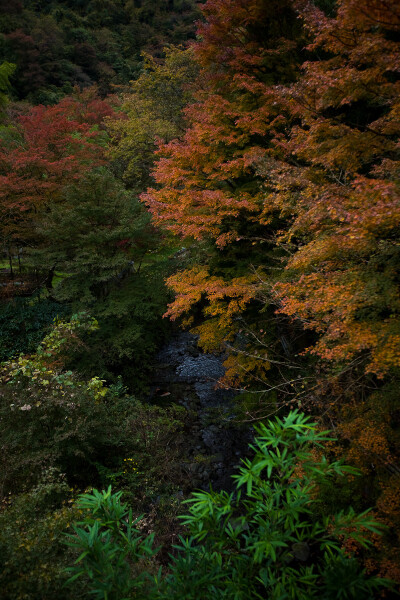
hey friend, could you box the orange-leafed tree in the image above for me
[270,0,400,581]
[144,0,302,245]
[274,0,400,378]
[143,0,306,392]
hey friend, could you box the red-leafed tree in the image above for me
[144,0,400,391]
[0,87,115,269]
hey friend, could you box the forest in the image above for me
[0,0,399,598]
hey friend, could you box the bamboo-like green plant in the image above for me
[162,410,388,599]
[65,411,391,599]
[64,487,156,600]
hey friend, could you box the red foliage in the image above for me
[0,88,115,247]
[143,0,301,246]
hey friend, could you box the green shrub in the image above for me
[0,374,130,496]
[0,313,130,496]
[0,469,82,600]
[105,400,189,500]
[71,263,172,389]
[0,314,190,598]
[64,487,157,600]
[66,411,391,600]
[31,168,172,388]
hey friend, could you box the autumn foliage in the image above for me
[0,0,399,590]
[144,0,400,583]
[0,88,115,250]
[142,0,303,371]
[143,0,301,246]
[274,0,400,377]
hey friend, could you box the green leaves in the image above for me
[66,411,392,599]
[161,410,389,599]
[0,61,15,118]
[64,487,157,600]
[63,411,394,600]
[108,46,197,193]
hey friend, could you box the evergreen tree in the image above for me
[33,168,170,383]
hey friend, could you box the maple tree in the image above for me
[273,0,400,378]
[144,0,301,244]
[0,87,114,273]
[143,0,400,582]
[271,0,400,581]
[142,0,305,392]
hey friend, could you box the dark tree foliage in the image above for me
[0,297,69,361]
[0,0,201,103]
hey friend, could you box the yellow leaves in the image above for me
[221,351,271,388]
[106,46,196,189]
[122,457,139,474]
[164,266,264,378]
[86,376,107,401]
[165,266,259,323]
[366,333,400,377]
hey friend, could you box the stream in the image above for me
[149,332,252,491]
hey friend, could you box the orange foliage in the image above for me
[143,0,400,583]
[142,0,302,393]
[165,267,259,351]
[142,0,301,246]
[271,0,400,376]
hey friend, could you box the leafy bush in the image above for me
[0,469,82,600]
[0,313,128,496]
[32,168,172,388]
[0,313,191,598]
[72,263,172,388]
[0,375,129,497]
[65,487,157,600]
[101,399,189,501]
[66,411,391,600]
